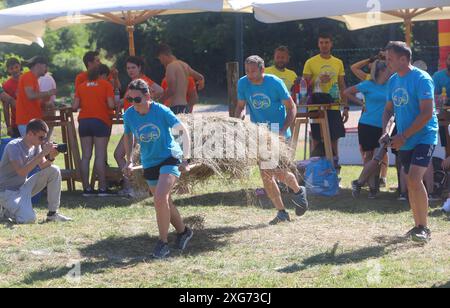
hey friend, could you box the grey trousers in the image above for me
[0,165,61,224]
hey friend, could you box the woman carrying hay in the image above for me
[236,55,309,225]
[122,79,192,259]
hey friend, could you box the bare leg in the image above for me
[406,165,429,227]
[80,137,94,190]
[93,137,109,191]
[260,169,285,211]
[150,174,182,242]
[114,135,131,190]
[423,162,434,195]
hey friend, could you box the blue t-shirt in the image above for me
[238,74,292,138]
[387,67,438,150]
[432,69,450,98]
[123,103,183,168]
[356,80,388,128]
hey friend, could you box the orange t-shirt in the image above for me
[75,71,114,91]
[160,76,196,107]
[76,79,114,127]
[123,75,155,111]
[16,71,43,126]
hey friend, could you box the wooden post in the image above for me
[127,25,136,56]
[405,18,412,47]
[226,62,239,117]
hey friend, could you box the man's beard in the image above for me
[275,63,286,70]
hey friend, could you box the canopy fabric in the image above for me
[0,0,249,47]
[332,7,450,31]
[230,0,450,24]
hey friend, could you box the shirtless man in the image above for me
[156,44,205,114]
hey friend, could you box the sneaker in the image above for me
[82,189,97,197]
[411,226,431,243]
[118,188,135,198]
[152,240,170,259]
[176,227,194,251]
[351,180,362,199]
[379,177,387,188]
[292,186,309,217]
[428,194,441,202]
[397,193,408,201]
[97,189,117,197]
[368,189,377,199]
[46,213,72,222]
[442,198,450,213]
[269,211,291,225]
[405,226,419,238]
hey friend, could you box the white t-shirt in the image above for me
[39,73,57,105]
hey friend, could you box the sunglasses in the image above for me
[126,96,143,104]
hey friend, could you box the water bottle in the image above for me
[114,88,121,115]
[299,78,308,105]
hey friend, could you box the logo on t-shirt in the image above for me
[392,88,409,107]
[138,123,161,143]
[319,65,337,79]
[251,93,271,110]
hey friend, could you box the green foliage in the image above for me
[0,52,25,84]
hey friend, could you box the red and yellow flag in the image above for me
[439,20,450,69]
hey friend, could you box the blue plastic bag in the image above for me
[304,158,339,197]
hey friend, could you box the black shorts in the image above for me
[79,118,111,138]
[439,125,447,147]
[170,105,188,115]
[143,157,182,186]
[399,144,435,174]
[358,123,383,152]
[311,110,346,141]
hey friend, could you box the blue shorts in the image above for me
[399,144,435,174]
[79,119,111,138]
[143,157,181,187]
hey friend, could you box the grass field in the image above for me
[1,159,449,287]
[1,109,449,288]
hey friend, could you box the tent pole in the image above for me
[127,25,136,56]
[405,18,412,47]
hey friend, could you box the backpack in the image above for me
[305,158,339,197]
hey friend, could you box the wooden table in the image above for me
[291,103,342,162]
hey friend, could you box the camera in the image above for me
[54,143,68,153]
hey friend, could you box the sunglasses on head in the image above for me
[126,96,143,104]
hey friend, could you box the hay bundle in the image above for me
[130,114,296,194]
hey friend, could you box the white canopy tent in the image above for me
[230,0,450,46]
[0,0,251,54]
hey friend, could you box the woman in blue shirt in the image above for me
[122,79,193,259]
[344,60,391,197]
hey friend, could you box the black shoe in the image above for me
[269,211,291,225]
[379,178,387,188]
[292,186,309,217]
[82,189,97,197]
[411,226,431,243]
[97,189,117,197]
[351,180,362,199]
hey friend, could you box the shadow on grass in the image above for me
[33,191,140,210]
[175,188,412,214]
[21,222,268,285]
[432,281,450,288]
[277,236,412,274]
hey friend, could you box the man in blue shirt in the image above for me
[235,55,308,225]
[382,41,438,243]
[432,52,450,147]
[122,79,193,259]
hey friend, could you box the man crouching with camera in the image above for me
[0,119,72,224]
